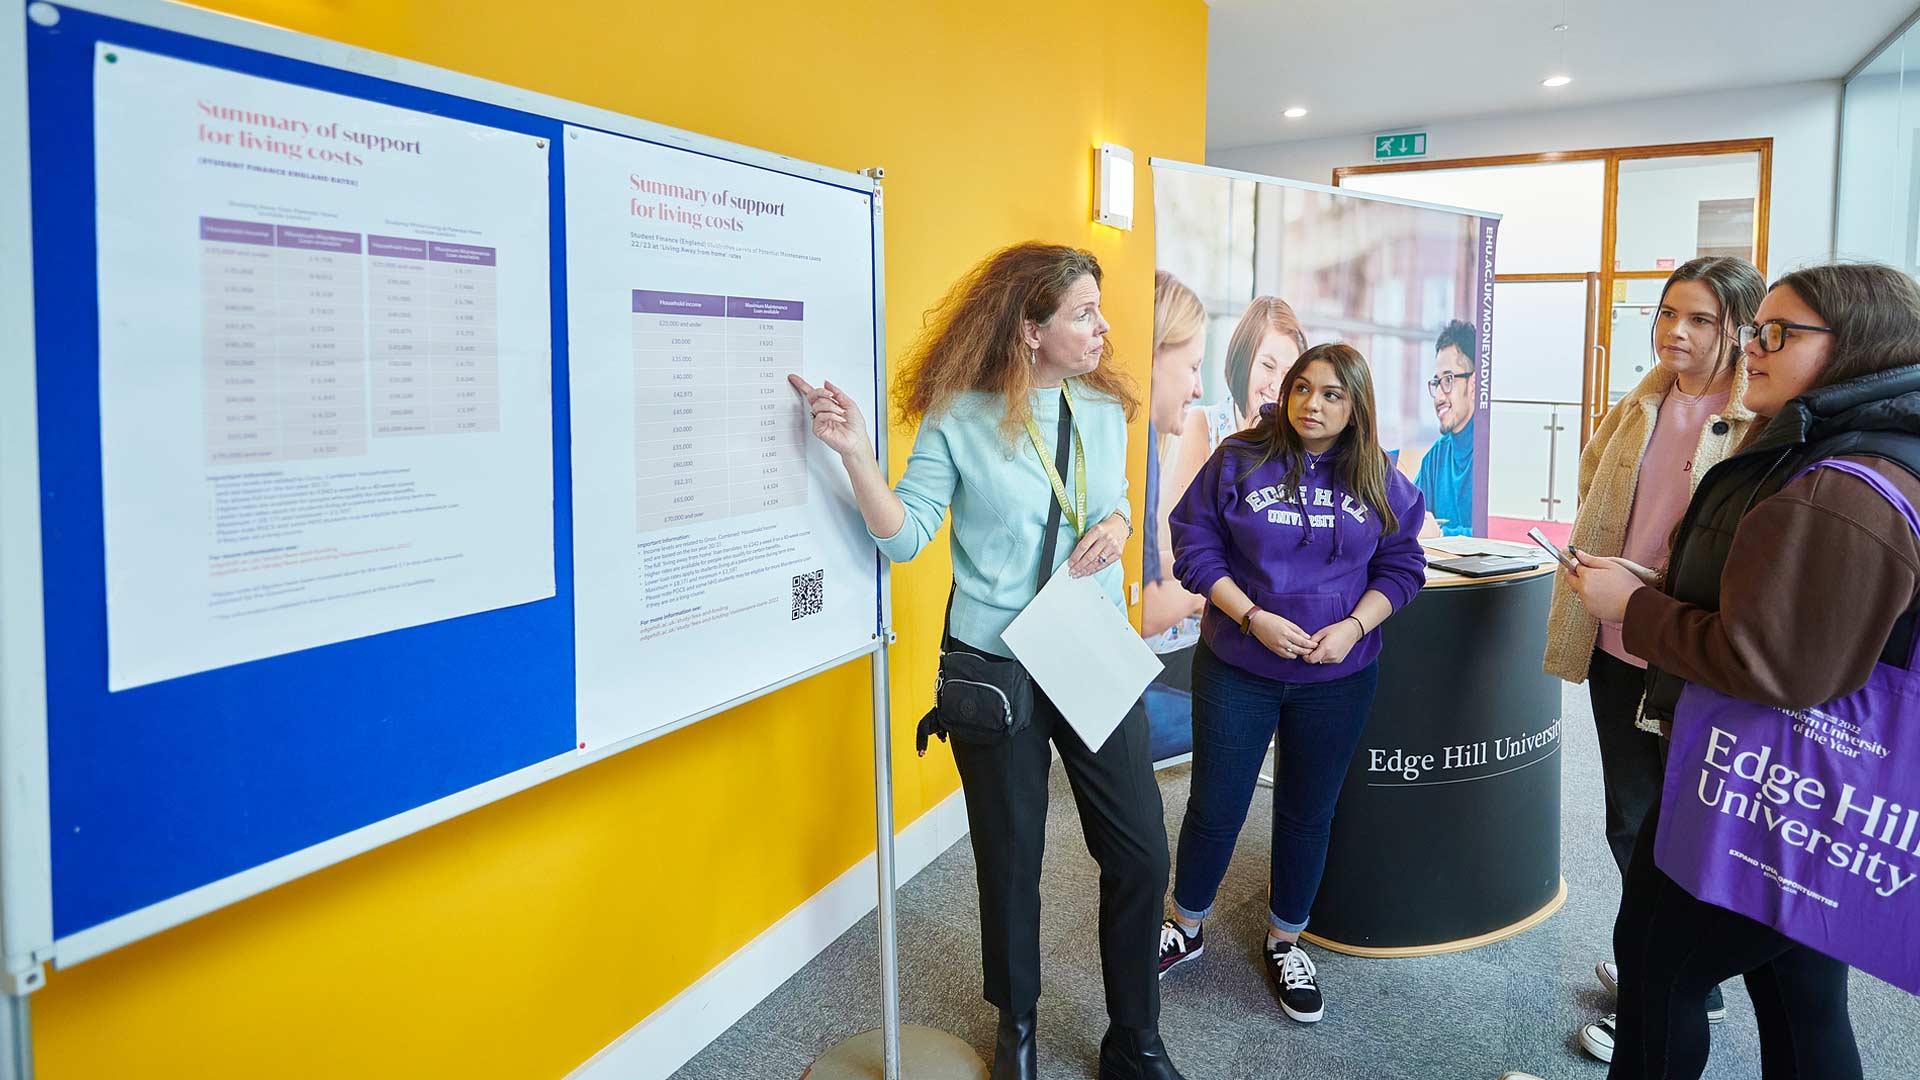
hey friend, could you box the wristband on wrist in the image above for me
[1345,614,1367,635]
[1240,606,1261,636]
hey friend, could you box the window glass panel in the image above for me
[1838,29,1918,271]
[1615,153,1760,271]
[1491,280,1588,404]
[1341,160,1603,274]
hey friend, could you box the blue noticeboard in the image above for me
[27,0,574,951]
[3,0,885,973]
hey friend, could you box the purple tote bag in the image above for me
[1656,460,1920,995]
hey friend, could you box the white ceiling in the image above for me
[1207,0,1917,150]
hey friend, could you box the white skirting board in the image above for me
[568,787,971,1080]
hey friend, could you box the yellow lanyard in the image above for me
[1023,381,1086,535]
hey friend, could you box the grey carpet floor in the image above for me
[672,682,1920,1079]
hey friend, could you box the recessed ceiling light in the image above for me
[1283,106,1308,119]
[1542,75,1572,88]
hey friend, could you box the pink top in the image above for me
[1598,386,1732,668]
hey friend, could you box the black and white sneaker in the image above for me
[1599,961,1725,1023]
[1597,959,1619,996]
[1579,1013,1617,1063]
[1265,940,1323,1022]
[1158,919,1204,978]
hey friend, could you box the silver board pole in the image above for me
[804,640,983,1080]
[870,643,903,1079]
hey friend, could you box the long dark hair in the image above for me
[1224,342,1400,536]
[1658,256,1765,387]
[1772,262,1920,389]
[895,242,1139,438]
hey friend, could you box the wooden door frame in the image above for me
[1334,139,1774,438]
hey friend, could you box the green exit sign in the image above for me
[1374,132,1428,160]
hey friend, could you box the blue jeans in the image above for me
[1171,641,1379,934]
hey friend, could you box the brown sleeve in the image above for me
[1622,458,1920,709]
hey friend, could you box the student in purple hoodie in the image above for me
[1155,342,1427,1023]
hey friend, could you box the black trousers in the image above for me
[1590,649,1727,1014]
[948,650,1168,1029]
[1609,794,1861,1080]
[1587,648,1668,879]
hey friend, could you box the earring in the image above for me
[1028,347,1037,366]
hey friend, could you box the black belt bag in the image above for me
[923,646,1034,749]
[915,389,1074,755]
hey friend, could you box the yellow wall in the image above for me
[32,2,1207,1077]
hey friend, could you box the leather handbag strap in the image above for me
[1035,389,1072,593]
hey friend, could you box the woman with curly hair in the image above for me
[791,242,1184,1080]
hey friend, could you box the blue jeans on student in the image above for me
[1171,641,1379,935]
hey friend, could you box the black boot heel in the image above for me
[992,1007,1036,1080]
[1097,1025,1185,1080]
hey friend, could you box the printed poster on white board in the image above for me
[93,45,555,691]
[564,125,880,751]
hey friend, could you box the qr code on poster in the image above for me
[792,569,825,620]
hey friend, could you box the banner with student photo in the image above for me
[1141,159,1498,759]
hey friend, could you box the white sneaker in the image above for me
[1597,959,1619,996]
[1579,1013,1617,1063]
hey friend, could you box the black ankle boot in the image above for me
[1097,1025,1185,1080]
[992,1007,1037,1080]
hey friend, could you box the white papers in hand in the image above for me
[1000,571,1163,752]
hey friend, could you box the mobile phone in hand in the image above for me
[1526,527,1579,571]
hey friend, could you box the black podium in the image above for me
[1305,557,1563,956]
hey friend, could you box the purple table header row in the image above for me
[277,226,363,254]
[633,290,726,316]
[200,218,364,253]
[368,234,429,259]
[727,296,804,321]
[430,242,497,266]
[201,221,494,267]
[200,217,275,246]
[365,237,498,265]
[631,291,805,320]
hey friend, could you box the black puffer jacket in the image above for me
[1641,364,1920,726]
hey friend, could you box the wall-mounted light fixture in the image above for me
[1095,143,1134,230]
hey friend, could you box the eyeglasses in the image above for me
[1426,371,1471,396]
[1738,319,1833,354]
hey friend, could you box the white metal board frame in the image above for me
[0,0,892,999]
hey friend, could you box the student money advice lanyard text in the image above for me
[1023,381,1086,535]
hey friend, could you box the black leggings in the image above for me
[1609,795,1861,1080]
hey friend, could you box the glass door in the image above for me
[1485,277,1594,523]
[1600,147,1767,416]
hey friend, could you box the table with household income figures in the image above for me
[367,236,501,439]
[201,218,366,464]
[631,289,808,532]
[199,216,503,465]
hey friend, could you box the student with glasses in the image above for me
[1156,343,1426,1024]
[1540,256,1764,1063]
[1415,320,1480,535]
[1504,261,1920,1080]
